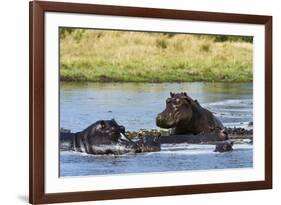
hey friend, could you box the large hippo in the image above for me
[156,92,227,140]
[60,119,161,155]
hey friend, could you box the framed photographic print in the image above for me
[29,1,272,204]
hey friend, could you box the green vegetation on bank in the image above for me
[60,28,253,82]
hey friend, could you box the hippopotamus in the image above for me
[135,134,161,152]
[60,119,161,155]
[60,119,138,155]
[156,92,227,140]
[214,141,234,152]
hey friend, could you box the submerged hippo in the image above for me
[135,134,161,152]
[156,92,227,140]
[60,119,138,155]
[60,119,161,155]
[214,141,234,152]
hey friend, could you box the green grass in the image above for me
[60,29,253,82]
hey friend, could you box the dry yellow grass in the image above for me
[60,29,253,82]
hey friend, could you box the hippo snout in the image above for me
[156,113,174,128]
[156,114,163,126]
[156,114,162,121]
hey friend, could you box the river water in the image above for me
[60,82,253,177]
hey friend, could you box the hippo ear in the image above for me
[100,120,106,128]
[170,92,175,97]
[194,99,200,105]
[183,92,187,96]
[182,96,192,104]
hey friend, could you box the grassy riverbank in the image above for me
[60,29,253,82]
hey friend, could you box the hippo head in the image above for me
[137,134,161,152]
[90,119,125,142]
[156,92,193,129]
[87,119,138,154]
[214,141,234,152]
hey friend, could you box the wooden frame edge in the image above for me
[264,16,273,189]
[29,1,45,204]
[35,0,272,23]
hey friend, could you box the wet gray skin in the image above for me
[214,141,234,152]
[60,119,162,155]
[60,119,138,155]
[135,134,161,152]
[156,92,227,139]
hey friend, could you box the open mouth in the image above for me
[118,133,133,144]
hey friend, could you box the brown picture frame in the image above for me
[29,1,272,204]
